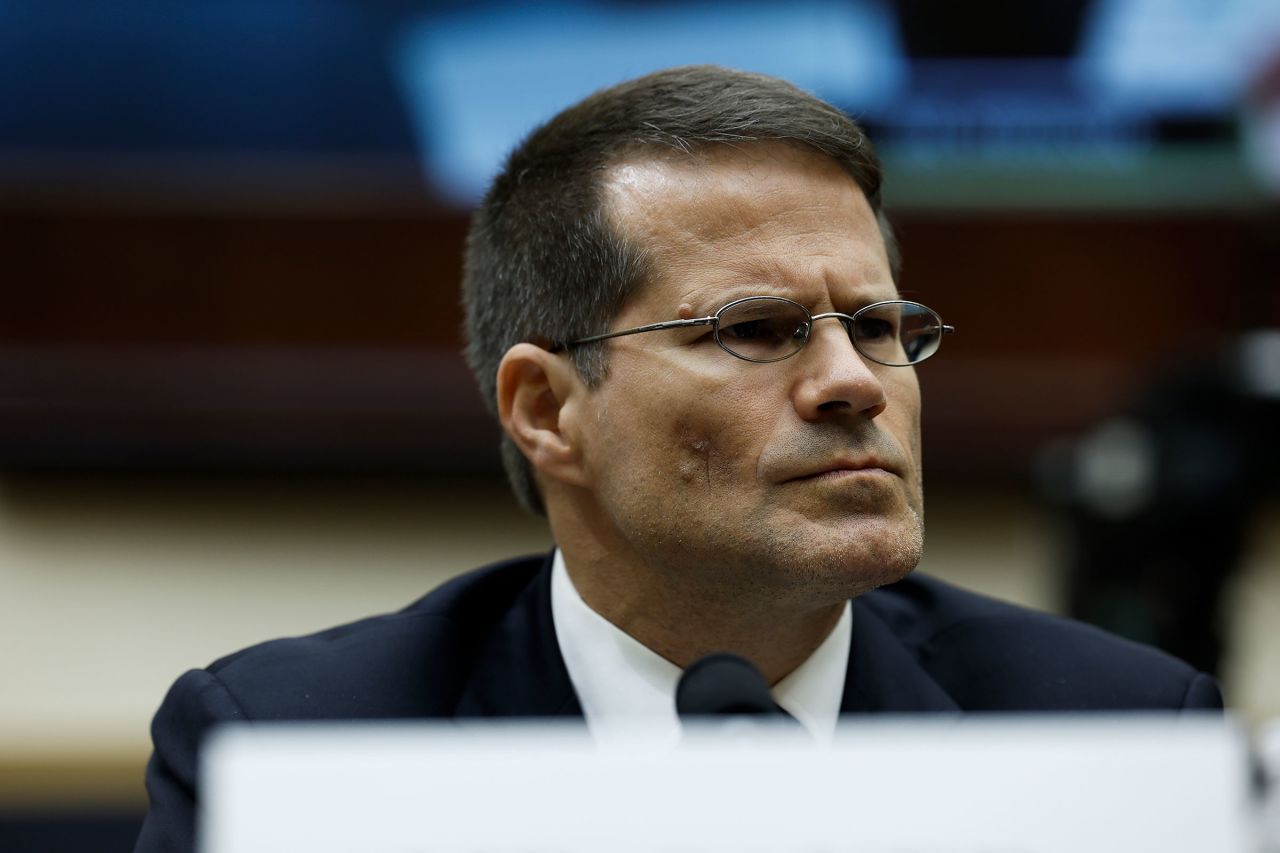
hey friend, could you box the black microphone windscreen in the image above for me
[675,653,784,718]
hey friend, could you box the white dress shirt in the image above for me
[549,550,851,745]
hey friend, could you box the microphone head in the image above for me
[675,653,785,718]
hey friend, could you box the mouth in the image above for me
[783,458,903,483]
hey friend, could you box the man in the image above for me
[134,66,1220,853]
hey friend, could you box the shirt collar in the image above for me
[550,549,851,744]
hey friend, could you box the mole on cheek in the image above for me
[677,303,694,319]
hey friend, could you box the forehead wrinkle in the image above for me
[679,250,897,316]
[667,210,890,314]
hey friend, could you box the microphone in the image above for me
[675,653,796,721]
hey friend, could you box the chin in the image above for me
[765,512,924,605]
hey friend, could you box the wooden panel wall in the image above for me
[3,208,1276,480]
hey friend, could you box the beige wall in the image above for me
[1,477,1276,807]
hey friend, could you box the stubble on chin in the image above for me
[759,486,925,605]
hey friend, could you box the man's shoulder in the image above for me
[859,572,1221,710]
[859,571,1073,645]
[200,554,550,719]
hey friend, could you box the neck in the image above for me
[548,494,846,686]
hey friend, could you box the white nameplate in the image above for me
[201,715,1250,853]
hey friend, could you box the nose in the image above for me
[792,318,888,421]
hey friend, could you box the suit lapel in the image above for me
[841,596,962,713]
[454,553,584,719]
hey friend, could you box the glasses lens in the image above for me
[853,301,943,366]
[715,298,810,362]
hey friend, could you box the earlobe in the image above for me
[496,344,591,488]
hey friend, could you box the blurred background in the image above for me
[2,0,1279,849]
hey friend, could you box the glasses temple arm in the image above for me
[554,317,715,350]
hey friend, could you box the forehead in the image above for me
[600,144,893,309]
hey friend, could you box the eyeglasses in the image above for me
[553,296,954,366]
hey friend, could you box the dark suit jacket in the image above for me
[134,552,1222,853]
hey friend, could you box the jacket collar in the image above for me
[453,552,584,718]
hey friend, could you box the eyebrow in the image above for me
[684,285,901,318]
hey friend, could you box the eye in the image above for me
[722,319,767,340]
[711,298,811,360]
[853,313,899,341]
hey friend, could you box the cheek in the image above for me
[662,392,772,489]
[592,353,778,491]
[671,417,738,486]
[885,375,924,492]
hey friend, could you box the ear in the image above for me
[496,343,592,489]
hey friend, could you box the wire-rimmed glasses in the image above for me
[553,296,954,366]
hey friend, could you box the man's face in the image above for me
[574,144,923,606]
